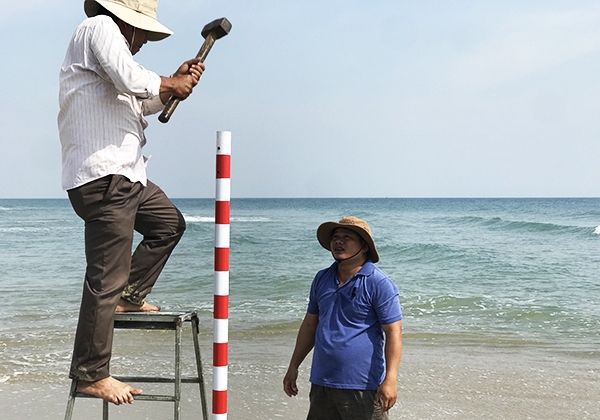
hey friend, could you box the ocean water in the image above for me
[1,198,599,418]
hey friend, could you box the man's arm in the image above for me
[375,320,402,412]
[283,312,319,397]
[88,17,203,104]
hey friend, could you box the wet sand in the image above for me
[1,333,599,419]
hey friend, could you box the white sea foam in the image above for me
[183,215,214,223]
[594,225,600,235]
[231,217,272,222]
[183,215,272,223]
[0,226,50,233]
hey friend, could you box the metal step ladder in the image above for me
[64,310,208,420]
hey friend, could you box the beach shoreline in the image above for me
[1,333,598,420]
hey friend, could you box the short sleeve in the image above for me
[372,274,402,325]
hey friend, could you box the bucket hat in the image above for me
[84,0,173,41]
[317,216,380,263]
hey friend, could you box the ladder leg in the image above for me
[192,315,209,420]
[174,320,182,420]
[64,379,77,420]
[103,399,109,420]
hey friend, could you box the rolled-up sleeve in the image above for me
[142,94,165,116]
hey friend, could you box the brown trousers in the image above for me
[67,175,186,382]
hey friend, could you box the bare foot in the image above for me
[77,376,142,405]
[115,298,161,313]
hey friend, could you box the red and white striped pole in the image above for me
[213,131,231,419]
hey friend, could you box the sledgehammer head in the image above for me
[201,17,232,40]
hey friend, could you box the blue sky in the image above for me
[2,0,600,198]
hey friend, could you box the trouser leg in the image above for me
[335,388,388,420]
[67,175,142,381]
[307,385,342,420]
[121,180,186,306]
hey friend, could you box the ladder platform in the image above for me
[113,311,198,330]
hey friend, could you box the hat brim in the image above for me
[317,222,380,263]
[85,0,173,41]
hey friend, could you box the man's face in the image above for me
[129,27,149,55]
[118,21,148,55]
[330,228,366,261]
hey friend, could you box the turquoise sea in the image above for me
[1,197,599,419]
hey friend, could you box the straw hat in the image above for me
[317,216,380,263]
[84,0,173,41]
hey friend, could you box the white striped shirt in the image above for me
[58,16,164,190]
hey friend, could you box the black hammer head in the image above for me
[201,17,232,40]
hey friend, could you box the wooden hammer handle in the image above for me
[158,35,216,123]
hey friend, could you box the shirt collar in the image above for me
[330,260,376,285]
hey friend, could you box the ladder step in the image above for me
[132,394,178,402]
[113,375,200,384]
[74,392,177,402]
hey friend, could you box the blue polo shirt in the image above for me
[307,261,402,390]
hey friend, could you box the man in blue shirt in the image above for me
[284,217,403,419]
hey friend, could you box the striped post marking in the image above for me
[214,131,231,419]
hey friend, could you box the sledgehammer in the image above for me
[159,17,232,123]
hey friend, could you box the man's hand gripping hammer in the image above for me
[159,17,232,123]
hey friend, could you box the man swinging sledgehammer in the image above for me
[58,0,228,405]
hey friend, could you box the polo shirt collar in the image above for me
[331,260,376,285]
